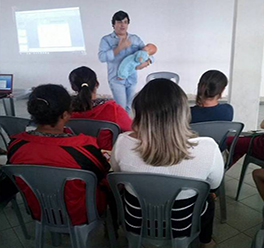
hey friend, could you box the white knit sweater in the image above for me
[110,132,224,199]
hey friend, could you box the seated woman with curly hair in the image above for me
[7,84,110,225]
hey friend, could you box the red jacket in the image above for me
[8,132,110,225]
[71,100,132,150]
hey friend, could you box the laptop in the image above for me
[0,74,13,97]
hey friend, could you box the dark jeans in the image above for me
[0,169,18,202]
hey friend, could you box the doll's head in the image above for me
[143,43,157,55]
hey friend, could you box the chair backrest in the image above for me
[66,119,121,146]
[2,165,99,231]
[108,172,210,247]
[2,98,15,116]
[146,71,180,84]
[0,116,31,136]
[190,121,244,169]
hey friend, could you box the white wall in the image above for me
[0,0,234,96]
[229,0,264,130]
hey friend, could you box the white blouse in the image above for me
[110,132,224,199]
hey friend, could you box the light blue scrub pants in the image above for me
[109,80,136,114]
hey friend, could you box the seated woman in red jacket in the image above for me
[69,66,132,150]
[7,84,110,225]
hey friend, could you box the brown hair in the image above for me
[196,70,228,106]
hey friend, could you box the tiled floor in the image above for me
[0,99,263,247]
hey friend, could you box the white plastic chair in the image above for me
[146,71,180,84]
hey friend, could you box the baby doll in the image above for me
[117,43,157,79]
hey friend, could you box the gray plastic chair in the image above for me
[2,97,15,116]
[236,133,264,201]
[3,164,117,248]
[146,71,180,84]
[67,119,121,146]
[0,116,31,148]
[108,172,210,248]
[190,121,244,223]
[251,206,264,248]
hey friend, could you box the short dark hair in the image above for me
[27,84,71,126]
[69,66,98,112]
[111,10,130,26]
[196,70,228,106]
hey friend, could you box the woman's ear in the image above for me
[62,111,71,122]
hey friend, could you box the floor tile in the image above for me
[0,210,11,231]
[224,174,233,183]
[13,222,71,248]
[215,200,262,232]
[88,225,115,248]
[4,202,33,227]
[226,161,246,179]
[217,233,252,248]
[117,228,128,247]
[225,178,258,201]
[16,193,24,205]
[240,194,263,213]
[0,228,24,248]
[244,223,262,238]
[213,218,240,243]
[243,172,257,187]
[249,163,261,170]
[0,155,7,164]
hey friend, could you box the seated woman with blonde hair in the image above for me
[69,66,132,150]
[111,79,224,248]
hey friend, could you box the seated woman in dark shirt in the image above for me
[191,70,233,123]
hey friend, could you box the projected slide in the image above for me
[15,7,86,53]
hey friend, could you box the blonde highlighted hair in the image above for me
[132,79,197,166]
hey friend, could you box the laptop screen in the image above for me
[0,74,13,95]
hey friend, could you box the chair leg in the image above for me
[35,222,45,248]
[236,156,250,201]
[106,207,118,248]
[218,180,227,223]
[10,198,30,239]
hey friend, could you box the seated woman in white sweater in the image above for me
[110,79,224,248]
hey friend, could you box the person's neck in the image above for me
[201,98,219,107]
[91,92,97,100]
[115,32,127,39]
[35,125,64,134]
[128,131,138,139]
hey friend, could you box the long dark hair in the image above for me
[69,66,98,112]
[28,84,71,127]
[196,70,228,106]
